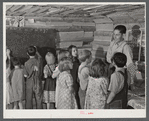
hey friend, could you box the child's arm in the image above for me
[79,67,89,90]
[106,91,116,104]
[52,66,60,79]
[23,63,28,78]
[34,46,42,59]
[34,46,43,78]
[66,74,74,94]
[6,49,11,69]
[43,65,49,78]
[106,73,120,104]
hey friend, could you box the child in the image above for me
[68,45,80,108]
[43,52,56,109]
[84,59,109,109]
[11,57,25,109]
[78,49,92,109]
[57,57,77,109]
[52,49,70,108]
[106,52,128,109]
[23,46,43,109]
[6,48,14,109]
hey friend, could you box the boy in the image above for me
[78,50,92,109]
[106,25,135,90]
[24,46,43,109]
[106,52,128,109]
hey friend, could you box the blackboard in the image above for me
[6,27,57,64]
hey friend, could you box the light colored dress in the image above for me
[6,67,14,105]
[84,77,108,109]
[11,68,25,102]
[57,71,77,109]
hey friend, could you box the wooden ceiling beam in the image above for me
[35,7,50,13]
[6,5,14,11]
[18,5,33,12]
[8,5,24,12]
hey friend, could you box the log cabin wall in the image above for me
[25,16,96,54]
[92,17,113,60]
[6,4,145,62]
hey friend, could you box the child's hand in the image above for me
[6,49,11,59]
[34,46,38,52]
[34,66,38,71]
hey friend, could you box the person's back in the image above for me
[24,46,43,109]
[24,58,40,81]
[78,50,92,109]
[106,52,128,109]
[85,59,109,109]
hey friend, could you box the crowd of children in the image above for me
[6,25,136,109]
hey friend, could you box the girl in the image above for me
[11,57,25,109]
[68,45,80,108]
[6,48,14,109]
[78,49,92,109]
[43,52,56,109]
[57,57,77,109]
[84,59,109,109]
[52,49,70,108]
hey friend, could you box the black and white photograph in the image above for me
[3,2,146,118]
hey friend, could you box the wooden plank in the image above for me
[94,31,112,36]
[61,9,80,16]
[25,21,47,28]
[72,22,95,26]
[83,5,106,10]
[56,41,83,48]
[46,21,72,27]
[18,5,33,12]
[84,32,93,38]
[92,41,111,46]
[94,35,111,41]
[93,17,113,23]
[80,38,94,42]
[81,26,96,32]
[25,6,41,14]
[111,16,132,21]
[57,31,84,41]
[35,7,50,13]
[96,24,113,31]
[9,5,23,12]
[56,26,83,32]
[6,5,14,11]
[11,12,26,16]
[25,16,63,21]
[25,16,93,22]
[46,8,62,14]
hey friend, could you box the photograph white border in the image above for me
[3,2,146,119]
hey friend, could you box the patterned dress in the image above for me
[57,71,77,109]
[84,77,108,109]
[43,64,56,103]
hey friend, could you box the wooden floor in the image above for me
[22,98,47,109]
